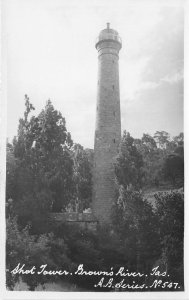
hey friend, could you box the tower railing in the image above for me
[95,34,122,45]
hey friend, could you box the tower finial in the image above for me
[107,22,110,29]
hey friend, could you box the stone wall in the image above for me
[50,212,98,231]
[92,33,122,223]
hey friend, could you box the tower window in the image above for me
[113,111,115,117]
[112,85,114,90]
[112,60,114,63]
[113,139,116,143]
[97,106,98,111]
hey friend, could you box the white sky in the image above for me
[3,0,184,148]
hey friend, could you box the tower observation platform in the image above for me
[95,23,122,49]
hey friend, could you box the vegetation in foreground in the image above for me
[6,96,184,291]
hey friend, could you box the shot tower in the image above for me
[92,23,122,223]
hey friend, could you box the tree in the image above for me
[111,186,161,273]
[9,96,75,232]
[141,133,157,150]
[174,144,184,157]
[6,143,18,201]
[163,153,184,186]
[134,132,184,188]
[154,131,170,149]
[135,133,163,187]
[6,216,55,290]
[13,95,35,160]
[114,131,144,190]
[173,132,184,146]
[72,144,93,212]
[34,100,74,212]
[154,191,184,287]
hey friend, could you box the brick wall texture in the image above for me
[92,31,122,223]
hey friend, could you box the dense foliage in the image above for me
[6,96,92,233]
[6,96,184,291]
[72,144,93,212]
[114,131,144,190]
[115,130,184,190]
[154,190,184,286]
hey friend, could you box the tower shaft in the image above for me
[92,24,122,223]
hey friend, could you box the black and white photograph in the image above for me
[0,0,188,298]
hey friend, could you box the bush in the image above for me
[154,190,184,287]
[6,217,56,290]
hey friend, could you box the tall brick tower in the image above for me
[92,23,122,223]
